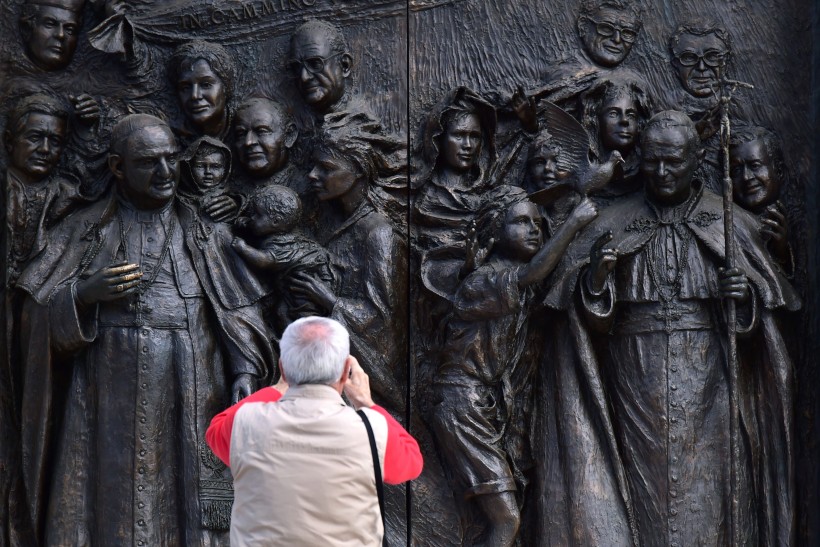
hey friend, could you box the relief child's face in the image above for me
[498,201,542,262]
[527,145,561,191]
[191,150,227,190]
[250,200,293,236]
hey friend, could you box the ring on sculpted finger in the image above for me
[117,284,125,293]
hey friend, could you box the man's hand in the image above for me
[588,231,617,294]
[343,356,375,410]
[231,373,256,404]
[203,195,239,222]
[76,262,142,307]
[70,94,101,127]
[511,85,538,133]
[718,267,750,303]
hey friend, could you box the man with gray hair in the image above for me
[207,316,423,547]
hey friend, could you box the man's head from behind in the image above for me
[279,317,350,387]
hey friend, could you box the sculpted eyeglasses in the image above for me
[590,20,639,43]
[287,52,344,75]
[675,49,726,67]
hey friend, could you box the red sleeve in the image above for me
[370,405,424,485]
[205,387,282,467]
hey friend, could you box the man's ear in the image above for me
[108,153,125,180]
[340,53,353,78]
[576,17,590,43]
[696,147,706,163]
[284,122,298,149]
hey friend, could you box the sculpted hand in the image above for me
[588,231,617,294]
[461,220,492,278]
[511,85,538,133]
[343,356,375,409]
[203,195,239,222]
[760,203,788,253]
[70,94,101,127]
[231,373,256,404]
[231,236,251,256]
[76,262,142,307]
[290,272,337,312]
[568,197,599,229]
[718,267,750,303]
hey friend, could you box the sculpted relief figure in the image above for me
[231,184,334,338]
[546,111,799,546]
[289,20,359,122]
[3,94,84,281]
[15,114,275,545]
[169,41,236,144]
[19,0,83,72]
[429,188,597,547]
[231,97,300,197]
[730,126,794,276]
[178,136,238,223]
[579,74,653,195]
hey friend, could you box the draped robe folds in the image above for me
[15,195,274,545]
[541,185,799,546]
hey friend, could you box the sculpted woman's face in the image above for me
[308,150,360,202]
[440,112,482,173]
[177,59,227,132]
[598,93,639,154]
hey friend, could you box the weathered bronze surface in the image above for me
[0,0,817,545]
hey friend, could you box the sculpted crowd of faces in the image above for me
[439,111,483,175]
[22,4,81,71]
[671,30,730,98]
[110,124,180,211]
[6,111,67,183]
[176,59,228,136]
[640,122,701,206]
[577,5,640,68]
[233,101,298,178]
[289,26,352,114]
[730,137,783,212]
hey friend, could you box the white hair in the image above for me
[279,317,350,386]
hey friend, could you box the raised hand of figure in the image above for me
[231,373,256,405]
[511,85,538,133]
[290,272,337,312]
[75,262,142,307]
[567,197,599,229]
[460,220,492,278]
[760,202,788,250]
[588,231,617,294]
[718,267,750,303]
[343,356,375,410]
[203,195,239,222]
[70,94,101,128]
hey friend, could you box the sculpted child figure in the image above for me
[232,184,334,336]
[429,187,598,547]
[179,136,239,222]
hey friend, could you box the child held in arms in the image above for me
[231,184,334,335]
[428,186,597,547]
